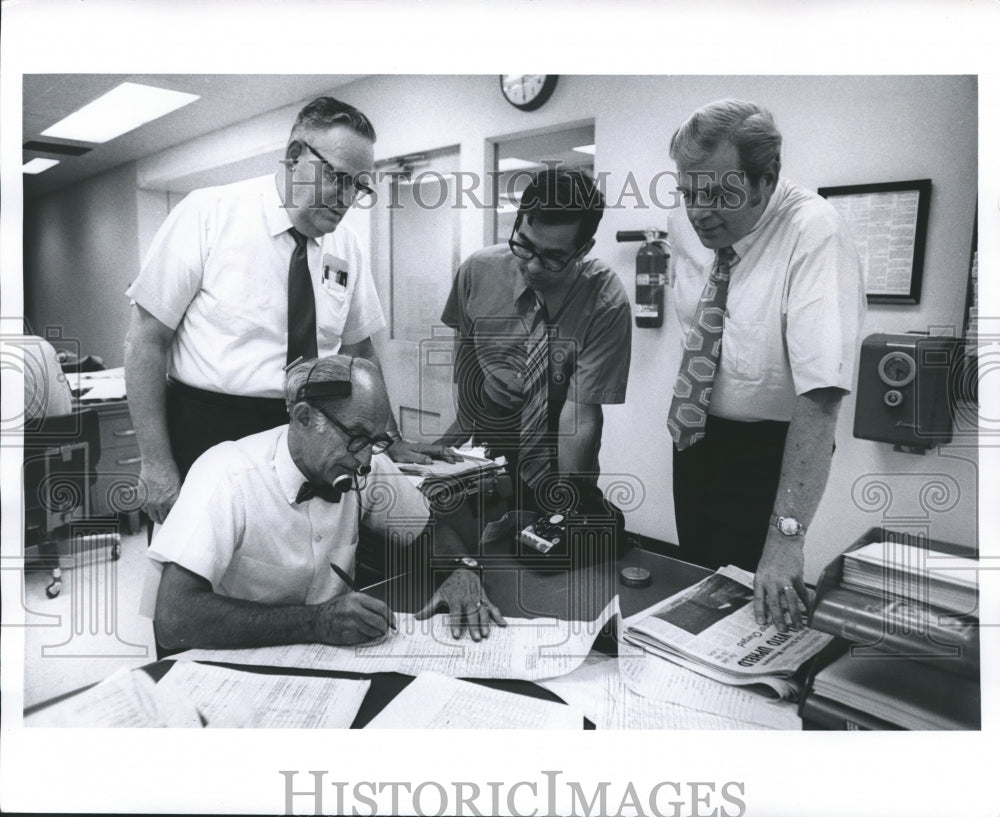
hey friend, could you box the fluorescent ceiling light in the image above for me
[573,144,596,155]
[23,158,60,174]
[497,157,542,172]
[41,82,199,144]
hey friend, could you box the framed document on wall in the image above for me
[818,179,931,304]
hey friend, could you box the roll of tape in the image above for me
[619,566,652,588]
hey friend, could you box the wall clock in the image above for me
[500,75,558,111]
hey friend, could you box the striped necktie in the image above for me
[519,292,551,489]
[287,227,318,365]
[667,246,737,451]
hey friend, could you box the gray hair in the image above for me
[288,96,376,145]
[670,99,782,184]
[284,355,355,411]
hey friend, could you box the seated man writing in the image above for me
[147,354,504,652]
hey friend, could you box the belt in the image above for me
[166,378,287,412]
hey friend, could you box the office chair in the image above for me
[22,409,120,598]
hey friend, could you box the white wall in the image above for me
[340,74,979,578]
[23,74,978,580]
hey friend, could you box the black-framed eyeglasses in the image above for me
[300,141,375,203]
[311,404,393,454]
[508,228,582,273]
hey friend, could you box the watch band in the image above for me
[451,556,482,576]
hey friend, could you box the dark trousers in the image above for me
[672,415,790,572]
[166,379,289,479]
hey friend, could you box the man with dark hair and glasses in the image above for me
[146,355,503,652]
[126,96,450,528]
[438,168,632,513]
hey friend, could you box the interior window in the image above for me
[490,122,596,245]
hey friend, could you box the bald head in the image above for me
[285,355,392,484]
[286,355,388,417]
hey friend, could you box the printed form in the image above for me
[156,662,370,728]
[25,667,201,728]
[539,654,757,730]
[175,598,619,681]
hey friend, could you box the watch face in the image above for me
[500,75,558,111]
[778,517,801,535]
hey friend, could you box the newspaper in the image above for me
[621,565,832,700]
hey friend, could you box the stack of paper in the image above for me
[539,653,790,730]
[25,667,202,728]
[841,542,977,614]
[68,366,127,401]
[396,447,502,486]
[25,663,372,728]
[812,652,980,730]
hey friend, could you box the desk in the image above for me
[25,547,714,728]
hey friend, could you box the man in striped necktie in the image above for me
[439,169,632,517]
[667,99,865,633]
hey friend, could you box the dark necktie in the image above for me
[295,482,344,504]
[287,228,318,365]
[519,292,552,489]
[667,246,737,451]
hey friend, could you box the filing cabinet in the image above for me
[86,400,143,530]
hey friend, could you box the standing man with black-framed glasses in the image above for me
[437,168,632,514]
[125,96,453,529]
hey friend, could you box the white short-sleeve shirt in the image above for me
[143,426,430,609]
[127,174,387,398]
[669,178,866,422]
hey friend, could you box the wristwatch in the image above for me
[386,429,403,444]
[451,556,483,577]
[770,514,806,537]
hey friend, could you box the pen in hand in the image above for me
[330,562,397,631]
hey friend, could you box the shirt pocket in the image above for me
[316,279,350,346]
[721,317,768,384]
[226,554,310,604]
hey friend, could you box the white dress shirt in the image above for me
[143,426,429,609]
[669,178,866,422]
[127,174,386,398]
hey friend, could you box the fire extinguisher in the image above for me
[617,228,670,328]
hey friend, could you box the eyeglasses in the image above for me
[300,141,374,203]
[508,230,582,273]
[311,405,393,454]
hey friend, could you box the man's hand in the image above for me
[753,532,809,633]
[415,569,506,641]
[140,458,182,524]
[387,439,464,464]
[313,592,396,645]
[432,431,472,448]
